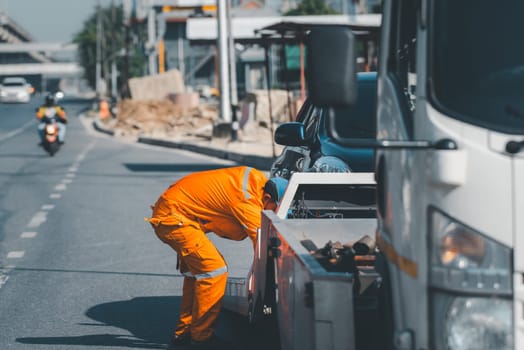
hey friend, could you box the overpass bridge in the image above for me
[0,43,82,77]
[0,12,84,92]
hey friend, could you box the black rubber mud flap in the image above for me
[249,256,281,350]
[374,252,395,350]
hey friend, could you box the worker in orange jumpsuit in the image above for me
[146,166,288,348]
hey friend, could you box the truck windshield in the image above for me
[430,0,524,134]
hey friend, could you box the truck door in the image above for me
[516,153,524,346]
[376,0,427,346]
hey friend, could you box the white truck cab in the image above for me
[306,1,523,349]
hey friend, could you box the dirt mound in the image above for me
[112,99,218,138]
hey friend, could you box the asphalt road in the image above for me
[0,97,278,350]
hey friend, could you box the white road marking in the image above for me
[0,274,9,288]
[0,120,34,143]
[84,141,96,153]
[0,142,98,275]
[66,141,95,173]
[0,267,11,289]
[21,231,37,238]
[7,251,25,259]
[54,184,67,191]
[28,211,47,228]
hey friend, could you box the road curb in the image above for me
[92,120,115,136]
[138,136,275,170]
[90,117,275,170]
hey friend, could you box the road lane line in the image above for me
[41,204,55,210]
[62,179,73,184]
[0,120,34,143]
[65,141,96,174]
[7,251,25,259]
[27,211,47,228]
[21,232,38,238]
[0,267,11,289]
[54,184,67,191]
[50,193,62,199]
[76,154,86,162]
[66,173,76,178]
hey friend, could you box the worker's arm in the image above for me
[230,199,263,247]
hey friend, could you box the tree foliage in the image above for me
[73,5,146,95]
[284,0,339,15]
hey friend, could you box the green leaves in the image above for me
[72,5,146,94]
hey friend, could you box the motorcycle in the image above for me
[41,108,61,156]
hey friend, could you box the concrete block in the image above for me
[129,69,185,100]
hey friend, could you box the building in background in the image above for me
[122,0,380,101]
[0,11,85,94]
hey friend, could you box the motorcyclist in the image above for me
[36,93,67,144]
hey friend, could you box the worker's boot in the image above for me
[171,332,190,346]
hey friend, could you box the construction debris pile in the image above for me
[242,89,296,125]
[96,69,300,141]
[110,99,218,139]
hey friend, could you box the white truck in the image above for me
[302,1,522,349]
[225,1,523,349]
[223,172,382,350]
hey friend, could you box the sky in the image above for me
[0,0,115,42]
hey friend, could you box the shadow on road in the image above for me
[17,296,280,350]
[123,163,230,173]
[0,153,45,158]
[17,296,179,349]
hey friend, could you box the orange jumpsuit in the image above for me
[146,166,268,342]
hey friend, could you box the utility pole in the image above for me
[226,0,237,107]
[111,0,118,98]
[147,7,157,75]
[226,0,238,139]
[96,0,103,97]
[217,0,231,122]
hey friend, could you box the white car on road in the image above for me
[0,77,32,103]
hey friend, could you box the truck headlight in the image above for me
[432,294,513,350]
[430,209,512,293]
[429,209,513,350]
[308,156,351,173]
[447,297,512,350]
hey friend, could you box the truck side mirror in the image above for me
[307,26,358,107]
[274,122,307,146]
